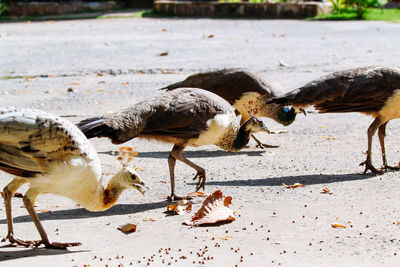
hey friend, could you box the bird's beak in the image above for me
[294,107,306,116]
[261,126,270,134]
[135,181,149,196]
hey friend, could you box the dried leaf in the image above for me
[118,223,137,234]
[214,236,232,240]
[162,28,168,32]
[332,217,346,228]
[332,223,346,228]
[187,191,207,197]
[208,34,215,38]
[322,187,333,195]
[159,52,169,56]
[322,136,337,140]
[167,200,192,215]
[143,217,157,222]
[118,147,139,168]
[157,180,167,184]
[282,183,305,188]
[183,190,235,226]
[71,82,80,85]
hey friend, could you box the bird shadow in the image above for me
[200,172,378,187]
[99,150,266,159]
[0,247,84,262]
[0,201,168,225]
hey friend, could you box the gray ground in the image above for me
[0,15,400,266]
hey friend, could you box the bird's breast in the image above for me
[379,89,400,120]
[191,113,237,147]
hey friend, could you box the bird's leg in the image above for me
[22,189,81,249]
[1,178,37,247]
[378,122,400,171]
[359,117,384,174]
[251,134,279,149]
[167,152,182,201]
[171,145,206,192]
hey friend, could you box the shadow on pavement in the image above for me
[99,150,266,158]
[0,201,167,224]
[0,247,84,262]
[202,172,378,187]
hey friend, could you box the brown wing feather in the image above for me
[161,69,283,104]
[272,66,400,113]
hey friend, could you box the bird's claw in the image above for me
[381,164,400,171]
[359,160,384,174]
[3,234,41,248]
[256,143,280,149]
[193,172,206,191]
[2,233,80,249]
[43,241,81,250]
[167,194,192,201]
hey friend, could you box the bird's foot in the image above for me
[40,241,81,250]
[167,194,192,201]
[2,234,40,247]
[193,172,206,192]
[381,164,400,171]
[359,160,384,174]
[255,143,280,149]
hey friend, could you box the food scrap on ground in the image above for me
[332,217,347,228]
[322,187,333,195]
[282,183,306,188]
[118,223,137,234]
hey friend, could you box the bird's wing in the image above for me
[143,88,234,138]
[271,66,400,113]
[161,69,283,103]
[0,107,94,177]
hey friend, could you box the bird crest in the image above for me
[117,146,139,168]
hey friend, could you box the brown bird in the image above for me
[161,68,297,148]
[77,88,270,200]
[0,107,147,249]
[267,66,400,174]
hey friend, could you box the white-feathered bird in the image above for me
[0,107,147,249]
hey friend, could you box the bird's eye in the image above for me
[284,107,291,113]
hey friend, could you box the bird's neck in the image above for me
[216,121,251,152]
[233,126,252,151]
[76,173,127,212]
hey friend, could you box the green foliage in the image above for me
[328,0,386,19]
[315,8,400,21]
[0,0,9,16]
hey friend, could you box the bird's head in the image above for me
[244,117,270,134]
[116,167,148,195]
[276,106,299,126]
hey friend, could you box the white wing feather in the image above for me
[0,107,96,175]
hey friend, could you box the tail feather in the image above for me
[76,117,114,140]
[160,80,186,91]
